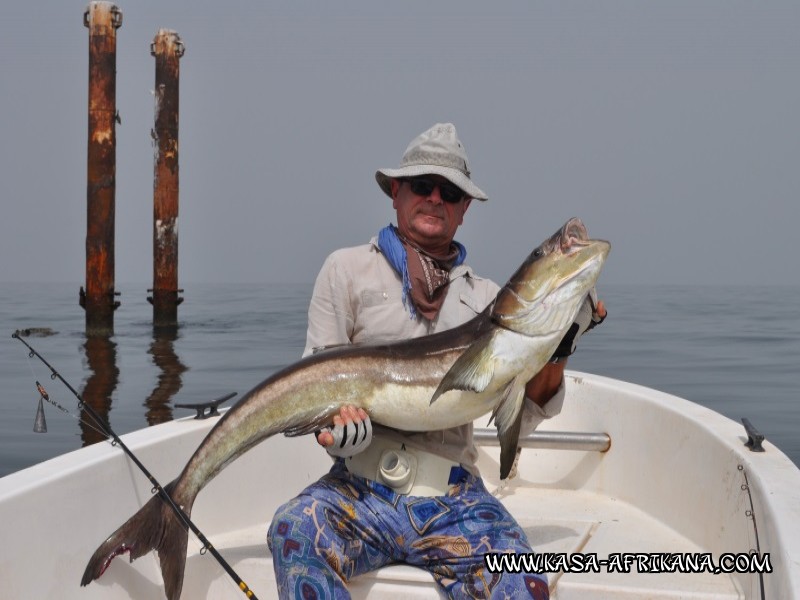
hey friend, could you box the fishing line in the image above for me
[20,337,109,437]
[24,349,38,380]
[32,379,110,439]
[11,331,260,600]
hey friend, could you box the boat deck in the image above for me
[182,478,744,599]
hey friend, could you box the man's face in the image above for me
[391,175,472,254]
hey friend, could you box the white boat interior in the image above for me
[1,371,798,599]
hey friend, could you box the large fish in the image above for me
[81,217,609,599]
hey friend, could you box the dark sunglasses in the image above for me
[402,177,467,203]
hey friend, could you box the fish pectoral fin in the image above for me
[283,413,333,437]
[429,333,497,405]
[492,377,527,480]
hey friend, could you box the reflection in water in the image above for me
[80,336,119,446]
[79,328,187,445]
[144,327,187,425]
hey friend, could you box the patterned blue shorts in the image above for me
[267,461,549,599]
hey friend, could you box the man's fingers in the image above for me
[320,405,373,458]
[317,430,334,447]
[344,405,360,424]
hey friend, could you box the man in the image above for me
[268,123,605,599]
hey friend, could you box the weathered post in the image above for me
[147,29,184,330]
[81,1,122,336]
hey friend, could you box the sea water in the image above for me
[1,282,798,479]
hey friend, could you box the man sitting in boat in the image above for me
[267,122,606,599]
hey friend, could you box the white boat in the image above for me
[1,371,798,599]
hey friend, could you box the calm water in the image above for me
[1,282,798,479]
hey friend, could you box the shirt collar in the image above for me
[369,236,478,281]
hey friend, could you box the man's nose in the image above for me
[426,185,444,204]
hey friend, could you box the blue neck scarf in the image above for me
[377,224,467,319]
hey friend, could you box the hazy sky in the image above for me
[1,1,798,288]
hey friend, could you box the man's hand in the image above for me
[317,405,373,458]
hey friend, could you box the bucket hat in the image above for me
[375,123,488,201]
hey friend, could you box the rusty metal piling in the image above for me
[81,1,122,336]
[147,29,184,330]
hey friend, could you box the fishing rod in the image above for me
[11,331,259,600]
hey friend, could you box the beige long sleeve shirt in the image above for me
[303,238,563,474]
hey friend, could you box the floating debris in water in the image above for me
[15,328,58,338]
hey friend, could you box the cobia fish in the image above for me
[81,217,610,600]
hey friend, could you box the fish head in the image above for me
[491,217,610,336]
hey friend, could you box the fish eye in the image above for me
[532,248,544,258]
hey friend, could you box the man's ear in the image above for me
[458,198,472,224]
[390,178,401,209]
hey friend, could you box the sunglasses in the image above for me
[402,177,467,203]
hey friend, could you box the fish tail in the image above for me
[81,480,191,600]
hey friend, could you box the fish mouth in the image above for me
[560,217,590,253]
[559,218,610,262]
[553,225,610,296]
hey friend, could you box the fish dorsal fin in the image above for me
[429,332,497,405]
[490,376,527,480]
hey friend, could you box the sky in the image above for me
[1,1,798,288]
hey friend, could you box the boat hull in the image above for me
[1,372,797,599]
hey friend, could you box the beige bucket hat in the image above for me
[375,123,488,201]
